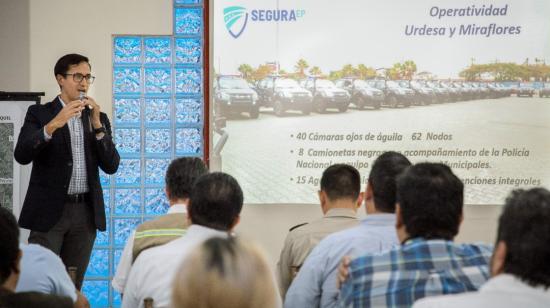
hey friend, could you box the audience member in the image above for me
[285,152,411,307]
[122,172,245,308]
[338,163,493,307]
[277,164,362,297]
[112,157,207,294]
[172,237,278,308]
[0,207,73,308]
[414,187,550,308]
[17,243,89,307]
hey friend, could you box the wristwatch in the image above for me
[94,126,106,135]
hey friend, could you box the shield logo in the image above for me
[224,6,249,39]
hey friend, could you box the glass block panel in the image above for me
[86,249,109,278]
[99,170,110,186]
[175,0,201,4]
[145,159,170,184]
[114,189,141,215]
[82,280,109,308]
[145,98,171,125]
[103,189,111,215]
[176,128,202,154]
[145,68,172,94]
[114,129,141,154]
[114,37,141,64]
[108,2,205,306]
[175,8,203,35]
[113,67,142,94]
[145,129,171,154]
[113,249,123,274]
[175,68,201,94]
[176,98,202,124]
[144,37,172,64]
[113,289,122,308]
[175,38,201,64]
[114,98,140,125]
[95,223,110,247]
[145,188,169,215]
[114,218,141,246]
[115,159,141,185]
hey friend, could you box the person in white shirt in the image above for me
[414,187,550,308]
[122,172,244,308]
[111,157,207,294]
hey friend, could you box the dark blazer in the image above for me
[14,97,119,232]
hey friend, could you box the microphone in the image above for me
[79,91,93,133]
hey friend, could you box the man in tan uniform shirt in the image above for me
[277,164,363,297]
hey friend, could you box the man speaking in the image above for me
[14,53,120,290]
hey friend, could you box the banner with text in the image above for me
[212,0,550,204]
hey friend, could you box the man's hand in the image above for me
[82,96,102,129]
[45,100,85,135]
[75,290,90,308]
[336,255,351,290]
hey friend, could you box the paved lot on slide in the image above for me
[215,97,550,204]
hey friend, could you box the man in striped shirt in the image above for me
[338,163,492,308]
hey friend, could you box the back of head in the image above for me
[0,207,20,285]
[368,151,411,213]
[497,188,550,288]
[397,163,463,240]
[320,164,361,202]
[172,237,277,308]
[165,157,208,200]
[189,172,243,231]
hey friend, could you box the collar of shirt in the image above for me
[402,237,448,246]
[136,224,230,263]
[324,208,357,219]
[481,274,550,298]
[167,203,187,214]
[397,237,491,272]
[58,96,67,107]
[185,224,230,239]
[361,213,396,226]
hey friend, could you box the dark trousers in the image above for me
[28,200,96,290]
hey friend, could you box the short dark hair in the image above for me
[497,188,550,288]
[165,157,208,200]
[368,151,411,213]
[320,164,360,201]
[54,53,90,77]
[397,163,463,240]
[0,207,20,284]
[189,172,243,231]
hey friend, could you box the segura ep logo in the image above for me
[223,6,306,39]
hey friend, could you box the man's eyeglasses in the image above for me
[64,73,95,84]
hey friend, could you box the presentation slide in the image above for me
[212,0,550,205]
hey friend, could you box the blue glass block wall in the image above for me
[83,1,205,307]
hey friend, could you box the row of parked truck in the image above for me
[214,75,550,118]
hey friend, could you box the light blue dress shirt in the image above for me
[284,214,398,308]
[16,244,77,302]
